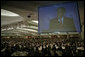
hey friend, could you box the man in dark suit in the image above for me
[42,7,76,32]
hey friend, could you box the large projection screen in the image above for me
[38,2,81,33]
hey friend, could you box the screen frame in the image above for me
[38,1,81,34]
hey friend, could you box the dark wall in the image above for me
[78,1,84,40]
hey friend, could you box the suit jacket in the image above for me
[42,17,76,32]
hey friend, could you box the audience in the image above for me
[1,37,84,56]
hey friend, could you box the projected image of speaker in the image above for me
[38,2,81,33]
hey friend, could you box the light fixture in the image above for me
[1,9,20,16]
[1,29,6,31]
[22,26,38,29]
[17,28,38,32]
[58,32,60,34]
[32,20,38,24]
[29,26,38,29]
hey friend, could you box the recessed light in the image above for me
[27,15,31,18]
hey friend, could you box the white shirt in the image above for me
[58,17,64,24]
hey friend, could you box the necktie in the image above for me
[58,19,62,24]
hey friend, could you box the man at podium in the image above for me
[42,7,76,33]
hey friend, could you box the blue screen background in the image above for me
[38,2,81,33]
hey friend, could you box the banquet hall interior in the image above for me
[1,1,84,56]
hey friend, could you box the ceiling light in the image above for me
[22,26,38,29]
[29,26,38,29]
[1,9,19,16]
[1,29,6,31]
[17,28,38,32]
[32,20,38,23]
